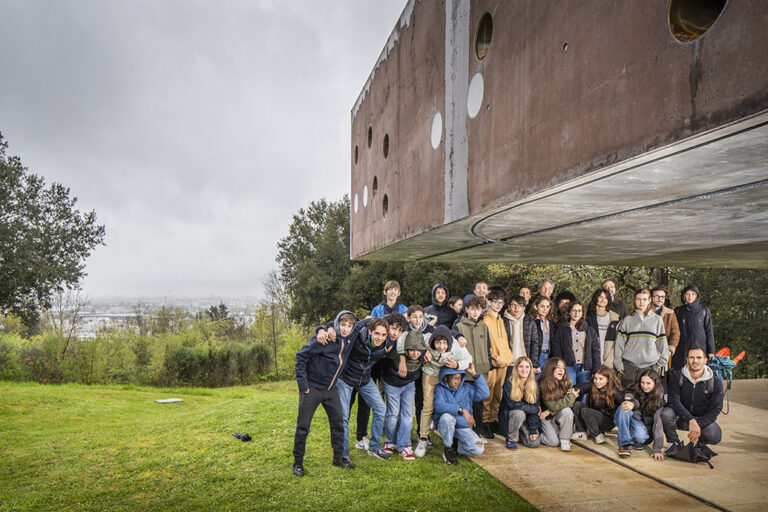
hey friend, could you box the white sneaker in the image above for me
[571,432,586,440]
[560,440,572,452]
[414,438,429,458]
[594,433,606,444]
[354,437,369,450]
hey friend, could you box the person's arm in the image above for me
[655,320,670,370]
[294,338,320,392]
[696,377,724,429]
[667,313,680,352]
[542,391,576,414]
[432,387,458,417]
[668,371,694,423]
[588,327,601,374]
[613,320,627,373]
[650,407,665,456]
[527,318,541,371]
[470,366,490,402]
[704,308,715,359]
[550,325,563,360]
[501,378,514,410]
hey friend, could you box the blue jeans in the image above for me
[336,377,386,456]
[614,408,649,447]
[566,364,591,385]
[437,413,484,455]
[536,352,550,381]
[383,381,415,451]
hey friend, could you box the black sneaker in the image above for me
[332,456,355,470]
[292,462,305,477]
[481,423,495,439]
[367,448,391,460]
[632,443,645,451]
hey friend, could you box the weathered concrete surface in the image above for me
[351,1,768,268]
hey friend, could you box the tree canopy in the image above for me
[0,133,105,328]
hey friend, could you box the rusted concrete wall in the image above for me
[350,0,768,266]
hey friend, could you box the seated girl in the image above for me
[537,357,578,451]
[628,368,667,461]
[572,366,630,448]
[499,357,541,450]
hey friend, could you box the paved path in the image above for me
[470,379,768,512]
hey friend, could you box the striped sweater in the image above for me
[613,310,669,373]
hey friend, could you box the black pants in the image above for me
[350,389,371,441]
[414,375,423,436]
[293,387,344,462]
[573,401,614,437]
[659,406,722,445]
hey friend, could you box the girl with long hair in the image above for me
[628,368,667,461]
[586,288,620,370]
[572,366,629,446]
[500,357,541,449]
[537,357,578,451]
[551,301,601,385]
[529,296,555,375]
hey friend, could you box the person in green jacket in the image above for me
[537,357,578,451]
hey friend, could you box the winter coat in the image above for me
[576,383,631,418]
[503,313,541,368]
[383,328,425,387]
[668,365,723,429]
[371,300,407,318]
[633,393,667,454]
[424,284,457,328]
[339,324,392,388]
[433,366,490,429]
[656,305,680,350]
[613,310,668,374]
[421,325,473,377]
[550,322,601,372]
[586,309,620,369]
[499,377,541,437]
[455,314,492,379]
[672,285,715,369]
[295,310,357,391]
[540,386,576,415]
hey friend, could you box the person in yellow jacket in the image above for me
[482,289,513,437]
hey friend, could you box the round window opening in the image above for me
[431,112,443,149]
[382,194,389,219]
[354,193,359,213]
[372,176,378,198]
[383,134,389,159]
[367,127,373,148]
[476,13,493,61]
[668,0,726,43]
[363,185,368,207]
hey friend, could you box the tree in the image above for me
[0,133,105,330]
[261,270,287,378]
[41,289,87,358]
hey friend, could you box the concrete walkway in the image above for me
[470,379,768,512]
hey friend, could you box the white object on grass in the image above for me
[155,398,184,403]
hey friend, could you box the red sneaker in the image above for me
[400,446,416,461]
[383,442,396,453]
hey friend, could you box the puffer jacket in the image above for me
[424,284,457,328]
[503,313,541,368]
[499,377,541,438]
[550,322,601,372]
[454,313,492,378]
[672,285,715,369]
[433,366,490,428]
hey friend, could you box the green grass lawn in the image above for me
[0,381,535,512]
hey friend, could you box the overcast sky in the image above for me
[0,0,405,299]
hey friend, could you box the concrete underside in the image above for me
[357,111,768,268]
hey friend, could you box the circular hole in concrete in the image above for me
[354,193,359,213]
[382,194,389,219]
[467,73,484,119]
[476,12,493,61]
[363,185,368,207]
[367,126,372,148]
[354,145,358,164]
[372,176,378,198]
[383,134,389,158]
[668,0,726,42]
[431,112,442,149]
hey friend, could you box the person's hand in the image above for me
[423,351,433,363]
[539,410,550,420]
[457,336,467,348]
[316,329,328,345]
[650,452,666,461]
[669,346,676,355]
[466,362,477,378]
[568,387,579,397]
[398,360,408,377]
[443,357,458,369]
[530,433,539,442]
[462,409,475,428]
[534,367,541,374]
[326,327,337,342]
[688,419,701,443]
[621,401,635,412]
[302,388,310,394]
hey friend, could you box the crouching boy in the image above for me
[292,311,357,476]
[433,362,489,465]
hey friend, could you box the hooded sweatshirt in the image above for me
[295,310,357,391]
[384,329,425,387]
[421,325,473,377]
[613,309,668,373]
[672,285,715,369]
[455,313,492,379]
[668,365,723,429]
[371,300,408,318]
[433,366,490,429]
[424,284,457,328]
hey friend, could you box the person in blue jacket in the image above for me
[433,362,489,465]
[371,280,408,317]
[292,310,357,477]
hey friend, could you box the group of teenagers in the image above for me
[291,278,724,477]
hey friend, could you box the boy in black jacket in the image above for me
[292,310,357,476]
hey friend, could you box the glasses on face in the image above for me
[652,295,665,299]
[491,299,504,305]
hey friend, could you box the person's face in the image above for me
[338,320,354,337]
[467,305,482,321]
[474,282,489,298]
[388,323,404,341]
[651,291,666,308]
[596,292,609,308]
[553,362,566,380]
[687,350,706,371]
[635,292,650,312]
[603,280,616,296]
[508,301,525,319]
[407,349,421,360]
[370,326,388,347]
[519,287,531,302]
[434,287,447,304]
[451,299,463,314]
[433,338,449,354]
[408,311,424,329]
[684,290,698,304]
[517,361,531,379]
[569,304,583,322]
[540,282,554,298]
[535,299,551,319]
[385,287,400,302]
[489,297,504,314]
[593,373,608,390]
[558,299,571,314]
[447,374,462,390]
[640,376,655,394]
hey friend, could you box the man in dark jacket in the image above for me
[334,318,393,461]
[661,348,724,446]
[293,311,357,476]
[425,283,457,328]
[672,285,715,370]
